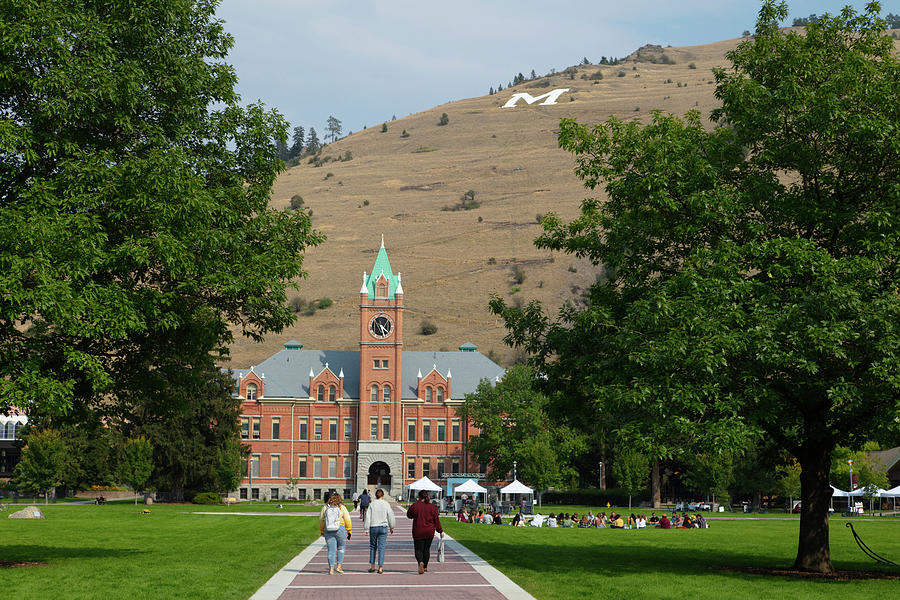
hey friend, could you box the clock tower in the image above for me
[356,238,404,495]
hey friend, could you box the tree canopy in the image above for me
[491,1,900,573]
[0,0,323,416]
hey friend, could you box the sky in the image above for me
[214,1,886,137]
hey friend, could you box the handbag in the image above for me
[437,537,445,563]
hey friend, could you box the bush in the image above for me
[381,123,387,133]
[487,257,496,265]
[617,70,626,77]
[363,199,370,206]
[688,62,697,69]
[542,488,651,507]
[400,129,410,138]
[317,297,333,309]
[192,492,221,505]
[420,320,438,335]
[289,194,304,210]
[438,112,449,126]
[589,71,603,80]
[510,265,526,284]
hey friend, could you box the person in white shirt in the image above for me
[364,488,396,574]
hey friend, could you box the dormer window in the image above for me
[246,383,257,401]
[376,276,388,299]
[436,387,444,403]
[425,386,432,403]
[329,385,336,402]
[317,385,324,402]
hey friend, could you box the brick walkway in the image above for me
[250,505,534,599]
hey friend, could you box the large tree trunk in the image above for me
[794,444,834,573]
[651,460,661,509]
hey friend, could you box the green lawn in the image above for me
[1,503,320,600]
[444,518,900,600]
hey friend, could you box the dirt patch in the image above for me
[1,561,48,569]
[716,566,900,580]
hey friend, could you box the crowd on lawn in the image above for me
[454,507,709,530]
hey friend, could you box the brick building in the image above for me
[233,241,504,501]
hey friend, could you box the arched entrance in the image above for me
[368,461,391,486]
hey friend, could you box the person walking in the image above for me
[363,488,395,574]
[358,488,371,522]
[406,489,443,574]
[319,492,352,575]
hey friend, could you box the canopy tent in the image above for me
[885,485,900,497]
[406,476,442,502]
[500,479,535,514]
[451,479,487,511]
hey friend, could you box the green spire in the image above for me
[364,237,401,299]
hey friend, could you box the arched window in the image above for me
[317,384,324,402]
[246,383,257,401]
[329,385,336,402]
[376,279,388,298]
[425,386,432,403]
[436,387,444,403]
[383,385,391,402]
[371,385,379,403]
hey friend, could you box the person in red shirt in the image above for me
[406,489,444,574]
[657,514,671,529]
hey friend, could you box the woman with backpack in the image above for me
[406,489,443,574]
[319,492,352,574]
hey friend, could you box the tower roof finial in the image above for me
[381,234,385,248]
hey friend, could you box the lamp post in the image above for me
[512,460,517,481]
[847,459,854,513]
[599,461,603,491]
[248,454,253,504]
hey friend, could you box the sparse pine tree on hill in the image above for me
[290,126,304,158]
[381,122,387,133]
[306,127,320,153]
[887,12,900,28]
[530,69,537,79]
[438,112,449,126]
[497,83,503,91]
[274,136,289,161]
[489,86,494,95]
[582,57,590,65]
[326,115,342,143]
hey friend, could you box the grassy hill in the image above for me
[227,32,900,370]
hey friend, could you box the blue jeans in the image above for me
[369,525,388,566]
[324,525,347,566]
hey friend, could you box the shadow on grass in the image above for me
[0,544,147,564]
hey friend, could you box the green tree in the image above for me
[491,2,900,573]
[326,115,342,143]
[682,452,735,506]
[0,0,324,417]
[438,112,449,126]
[457,366,585,493]
[13,429,67,504]
[118,436,154,504]
[610,449,647,510]
[887,12,900,28]
[306,127,320,153]
[381,123,388,133]
[289,125,305,158]
[777,460,802,510]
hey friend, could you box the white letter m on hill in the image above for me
[501,88,570,108]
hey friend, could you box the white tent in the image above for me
[452,479,487,509]
[884,485,900,497]
[407,476,442,502]
[500,479,535,514]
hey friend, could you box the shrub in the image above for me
[289,296,305,312]
[542,488,650,507]
[289,195,304,210]
[317,297,333,309]
[509,286,520,295]
[420,320,438,335]
[363,199,370,206]
[688,62,697,69]
[510,265,526,284]
[589,71,603,80]
[400,129,410,138]
[536,213,544,223]
[381,123,387,133]
[438,112,449,126]
[477,216,483,222]
[487,257,496,265]
[192,492,221,505]
[634,106,640,111]
[324,172,333,179]
[617,70,626,77]
[568,265,578,273]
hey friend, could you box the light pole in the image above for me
[512,460,517,481]
[847,459,854,513]
[599,461,603,491]
[248,454,253,504]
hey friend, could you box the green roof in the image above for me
[364,243,401,299]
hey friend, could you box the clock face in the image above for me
[369,314,393,338]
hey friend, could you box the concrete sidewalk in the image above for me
[250,505,535,600]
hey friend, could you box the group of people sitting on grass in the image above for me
[454,508,709,529]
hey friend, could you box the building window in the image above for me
[407,458,416,479]
[314,457,322,478]
[317,384,324,402]
[370,417,378,440]
[251,488,260,500]
[407,419,416,441]
[240,417,249,439]
[382,418,390,440]
[376,280,388,298]
[271,488,279,500]
[479,462,487,474]
[383,385,391,402]
[422,458,430,478]
[272,417,280,440]
[328,456,337,478]
[425,387,432,403]
[344,419,352,440]
[343,457,352,479]
[437,420,445,441]
[271,455,280,478]
[314,488,321,500]
[437,460,445,479]
[298,489,307,500]
[329,419,337,441]
[250,455,260,477]
[374,359,389,369]
[371,385,379,402]
[240,488,248,500]
[251,417,261,440]
[452,420,460,442]
[436,387,444,403]
[422,420,431,442]
[314,419,323,440]
[451,459,460,474]
[329,385,336,402]
[299,418,308,440]
[298,457,307,477]
[246,383,257,401]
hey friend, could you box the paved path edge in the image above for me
[443,533,537,600]
[249,537,325,600]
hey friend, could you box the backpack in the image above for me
[359,493,370,508]
[324,505,341,532]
